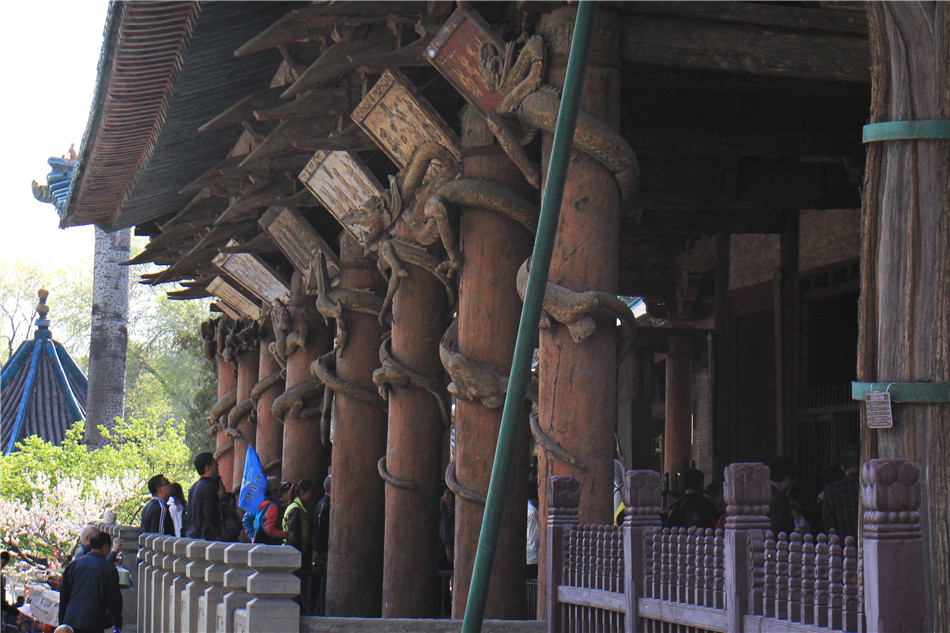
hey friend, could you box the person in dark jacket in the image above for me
[665,469,721,529]
[186,452,223,540]
[768,456,799,535]
[140,474,174,535]
[58,531,123,633]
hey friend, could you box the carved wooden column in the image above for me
[664,335,692,478]
[380,220,449,618]
[253,322,284,477]
[860,4,950,626]
[214,318,238,489]
[231,323,260,491]
[279,275,332,485]
[536,5,623,609]
[324,234,388,616]
[449,106,534,619]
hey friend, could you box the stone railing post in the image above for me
[168,538,190,631]
[137,533,157,633]
[234,544,301,633]
[861,458,925,633]
[544,476,580,633]
[116,525,141,628]
[723,462,770,633]
[217,542,255,633]
[155,536,176,633]
[622,469,661,632]
[181,539,212,633]
[197,542,230,633]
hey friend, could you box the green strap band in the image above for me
[863,120,950,143]
[852,381,950,403]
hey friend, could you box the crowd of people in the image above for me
[643,446,862,540]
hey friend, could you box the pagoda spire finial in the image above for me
[35,289,52,338]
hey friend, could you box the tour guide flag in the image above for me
[238,444,266,513]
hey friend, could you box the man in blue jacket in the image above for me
[140,474,175,535]
[58,531,123,633]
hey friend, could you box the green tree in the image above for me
[0,416,193,575]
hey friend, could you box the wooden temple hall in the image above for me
[55,1,949,630]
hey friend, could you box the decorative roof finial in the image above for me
[35,289,51,338]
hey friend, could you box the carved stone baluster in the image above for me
[723,462,771,630]
[714,528,725,609]
[800,534,815,625]
[660,527,671,601]
[775,533,789,621]
[746,526,765,615]
[240,544,301,633]
[137,534,154,633]
[545,476,580,633]
[702,528,715,608]
[828,534,843,630]
[861,458,924,633]
[842,537,859,633]
[787,532,802,622]
[688,527,700,605]
[813,533,830,628]
[168,538,190,632]
[650,528,662,599]
[762,531,776,618]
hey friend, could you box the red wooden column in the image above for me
[381,223,449,618]
[281,279,332,486]
[451,107,533,619]
[664,335,692,478]
[326,234,387,616]
[231,343,260,491]
[254,328,284,477]
[536,5,621,612]
[214,320,238,488]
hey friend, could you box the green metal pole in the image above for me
[460,3,598,631]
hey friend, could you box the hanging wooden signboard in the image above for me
[299,150,384,244]
[206,277,262,321]
[424,6,507,116]
[259,206,340,278]
[350,67,461,169]
[213,240,291,305]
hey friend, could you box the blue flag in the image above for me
[238,444,266,513]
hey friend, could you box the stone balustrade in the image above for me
[130,533,300,633]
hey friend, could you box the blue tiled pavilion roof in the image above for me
[0,290,88,454]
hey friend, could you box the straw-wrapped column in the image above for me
[450,106,534,619]
[324,234,388,616]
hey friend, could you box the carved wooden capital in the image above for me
[861,458,921,539]
[724,462,770,530]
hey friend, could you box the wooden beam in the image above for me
[207,277,262,320]
[626,127,861,157]
[298,150,384,244]
[621,11,870,83]
[621,2,868,35]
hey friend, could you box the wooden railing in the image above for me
[546,459,925,633]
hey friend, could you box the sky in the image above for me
[0,1,110,270]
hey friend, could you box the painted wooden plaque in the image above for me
[260,206,340,278]
[350,67,461,169]
[207,277,262,321]
[299,150,384,244]
[213,241,290,305]
[425,6,507,116]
